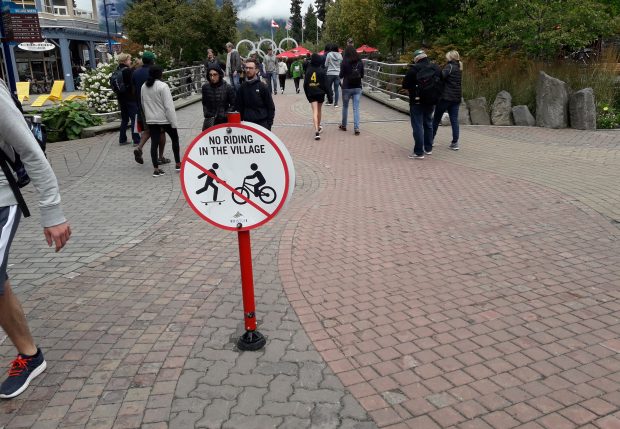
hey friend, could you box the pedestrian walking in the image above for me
[432,50,462,151]
[132,51,167,165]
[225,42,242,91]
[339,46,364,136]
[401,49,442,159]
[303,53,327,141]
[201,65,236,131]
[236,59,275,131]
[325,44,343,107]
[141,66,181,177]
[0,79,71,399]
[263,48,278,95]
[290,57,304,93]
[113,53,140,146]
[278,59,288,94]
[204,49,224,77]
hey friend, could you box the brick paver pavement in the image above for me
[0,86,618,429]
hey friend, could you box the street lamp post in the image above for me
[103,0,112,54]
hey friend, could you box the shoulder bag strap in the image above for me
[0,148,30,217]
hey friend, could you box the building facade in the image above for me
[2,0,116,92]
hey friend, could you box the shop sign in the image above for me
[17,41,55,52]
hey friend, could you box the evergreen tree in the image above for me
[315,0,327,24]
[304,4,319,46]
[290,0,303,42]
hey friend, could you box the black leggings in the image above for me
[148,124,180,168]
[279,74,286,90]
[294,77,300,91]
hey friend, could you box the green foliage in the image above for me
[453,0,618,60]
[323,0,383,47]
[304,5,319,46]
[596,104,620,129]
[122,0,238,64]
[42,101,102,142]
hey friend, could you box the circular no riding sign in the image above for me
[180,122,295,231]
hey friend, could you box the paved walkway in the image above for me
[0,87,619,429]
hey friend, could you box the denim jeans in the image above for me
[326,75,340,105]
[410,103,435,156]
[432,100,460,143]
[342,87,362,130]
[266,72,278,93]
[119,100,140,144]
[230,73,240,91]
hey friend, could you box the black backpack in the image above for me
[415,64,443,104]
[348,61,362,87]
[110,67,127,94]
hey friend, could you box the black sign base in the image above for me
[237,330,266,351]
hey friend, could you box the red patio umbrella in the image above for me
[356,44,379,54]
[277,46,312,59]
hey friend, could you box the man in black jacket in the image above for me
[116,53,140,146]
[201,65,236,131]
[401,49,441,159]
[236,59,275,130]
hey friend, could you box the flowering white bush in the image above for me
[78,62,118,113]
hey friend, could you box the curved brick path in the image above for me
[0,90,618,429]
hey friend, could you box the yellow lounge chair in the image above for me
[16,82,30,103]
[30,80,65,107]
[65,93,87,102]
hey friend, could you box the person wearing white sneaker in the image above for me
[0,79,71,399]
[277,59,288,94]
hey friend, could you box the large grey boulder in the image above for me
[569,88,596,130]
[491,91,514,125]
[466,97,490,125]
[459,98,471,125]
[512,105,536,126]
[536,71,570,128]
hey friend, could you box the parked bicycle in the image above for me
[232,178,276,205]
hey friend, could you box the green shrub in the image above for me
[42,101,102,142]
[596,104,620,129]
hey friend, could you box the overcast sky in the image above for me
[238,0,315,21]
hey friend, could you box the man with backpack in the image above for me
[401,49,442,159]
[0,78,71,399]
[112,53,140,146]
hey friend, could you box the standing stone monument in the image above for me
[466,97,490,125]
[459,98,471,125]
[569,88,596,130]
[536,71,570,128]
[491,90,514,125]
[512,105,536,126]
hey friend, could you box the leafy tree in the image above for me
[290,0,303,43]
[454,0,618,60]
[315,0,328,24]
[323,0,382,47]
[304,4,319,46]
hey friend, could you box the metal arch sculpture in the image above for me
[235,39,257,57]
[278,37,298,52]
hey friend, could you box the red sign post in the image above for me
[180,113,295,351]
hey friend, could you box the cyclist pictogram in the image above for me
[232,163,277,204]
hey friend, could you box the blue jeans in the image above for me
[266,72,278,93]
[119,100,140,144]
[410,104,435,156]
[342,88,362,130]
[432,100,460,144]
[326,75,340,105]
[230,73,240,91]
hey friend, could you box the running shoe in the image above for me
[314,132,321,141]
[152,169,166,177]
[158,157,171,164]
[354,129,360,136]
[408,154,425,160]
[318,126,323,134]
[449,143,460,150]
[0,348,46,399]
[338,125,347,131]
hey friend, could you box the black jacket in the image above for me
[303,65,327,101]
[401,58,441,105]
[118,64,136,103]
[440,60,462,103]
[235,77,275,129]
[201,66,235,121]
[339,60,364,89]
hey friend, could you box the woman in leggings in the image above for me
[140,66,181,177]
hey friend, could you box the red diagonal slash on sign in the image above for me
[186,157,271,218]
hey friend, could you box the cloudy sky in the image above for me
[238,0,316,21]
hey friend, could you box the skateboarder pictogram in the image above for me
[232,163,277,205]
[196,163,222,202]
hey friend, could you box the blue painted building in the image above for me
[1,0,117,91]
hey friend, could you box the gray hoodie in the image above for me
[325,51,343,76]
[0,79,65,227]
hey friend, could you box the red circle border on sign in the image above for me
[180,123,291,232]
